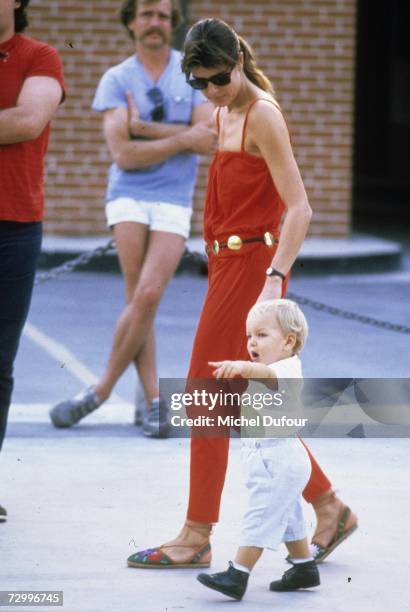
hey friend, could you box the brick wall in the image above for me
[28,0,356,237]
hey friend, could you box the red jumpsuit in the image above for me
[187,100,331,523]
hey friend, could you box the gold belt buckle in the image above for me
[227,235,243,251]
[212,240,220,255]
[263,231,275,247]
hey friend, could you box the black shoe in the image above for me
[270,561,320,592]
[0,504,7,522]
[197,561,249,601]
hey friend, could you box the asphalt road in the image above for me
[14,265,410,405]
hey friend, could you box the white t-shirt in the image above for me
[241,355,305,442]
[269,354,302,379]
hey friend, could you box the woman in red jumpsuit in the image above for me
[128,18,357,569]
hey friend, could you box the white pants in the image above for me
[105,197,192,239]
[240,438,311,550]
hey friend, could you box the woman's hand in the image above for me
[209,360,252,379]
[126,91,142,138]
[183,122,218,155]
[256,276,283,303]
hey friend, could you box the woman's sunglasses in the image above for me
[186,67,234,91]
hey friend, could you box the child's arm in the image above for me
[209,360,277,380]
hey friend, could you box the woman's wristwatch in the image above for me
[266,266,286,281]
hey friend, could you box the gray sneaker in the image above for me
[49,387,103,428]
[134,407,144,427]
[142,398,169,438]
[0,504,7,523]
[134,380,147,426]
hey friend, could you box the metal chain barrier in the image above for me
[285,291,410,334]
[34,239,116,285]
[35,240,410,334]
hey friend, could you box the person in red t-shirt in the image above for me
[0,0,65,522]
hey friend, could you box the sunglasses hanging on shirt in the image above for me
[147,86,165,122]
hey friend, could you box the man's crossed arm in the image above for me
[102,96,217,171]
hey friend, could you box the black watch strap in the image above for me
[266,266,286,281]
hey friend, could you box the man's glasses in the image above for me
[186,67,234,91]
[147,87,165,122]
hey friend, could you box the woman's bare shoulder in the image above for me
[248,98,288,137]
[250,97,283,121]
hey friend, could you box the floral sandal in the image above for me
[127,522,212,569]
[127,541,211,569]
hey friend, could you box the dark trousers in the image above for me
[0,221,42,451]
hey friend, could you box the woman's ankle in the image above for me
[185,520,212,536]
[312,489,339,510]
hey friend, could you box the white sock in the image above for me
[290,557,314,564]
[232,562,251,574]
[151,396,160,404]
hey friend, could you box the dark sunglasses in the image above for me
[186,67,234,91]
[147,86,165,122]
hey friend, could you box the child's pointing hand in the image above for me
[209,360,252,379]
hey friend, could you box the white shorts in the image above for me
[105,197,192,239]
[239,438,311,550]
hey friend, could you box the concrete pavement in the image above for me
[1,267,410,611]
[2,423,410,611]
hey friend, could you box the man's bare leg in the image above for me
[95,230,185,401]
[114,222,158,403]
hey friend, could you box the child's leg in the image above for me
[234,546,263,571]
[270,539,320,592]
[270,538,320,593]
[285,538,312,561]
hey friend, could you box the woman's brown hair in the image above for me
[182,18,275,96]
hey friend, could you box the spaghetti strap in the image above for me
[240,98,282,152]
[216,108,222,135]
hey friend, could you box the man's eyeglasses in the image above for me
[147,87,165,122]
[186,67,234,91]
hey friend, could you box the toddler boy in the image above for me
[198,299,320,600]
